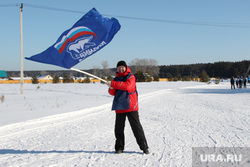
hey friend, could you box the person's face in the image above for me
[117,66,126,73]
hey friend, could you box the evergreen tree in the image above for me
[135,70,145,82]
[32,76,39,84]
[84,76,91,83]
[176,74,182,81]
[167,73,173,81]
[200,70,210,82]
[63,75,72,83]
[145,71,152,82]
[182,76,191,81]
[53,76,60,83]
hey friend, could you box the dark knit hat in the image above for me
[117,60,127,69]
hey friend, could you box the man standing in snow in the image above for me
[230,77,235,89]
[107,60,149,154]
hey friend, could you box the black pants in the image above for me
[115,111,148,151]
[231,84,235,89]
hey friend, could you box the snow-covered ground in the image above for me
[0,81,249,166]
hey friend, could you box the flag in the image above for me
[26,8,121,69]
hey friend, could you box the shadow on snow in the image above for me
[185,87,250,95]
[0,149,143,155]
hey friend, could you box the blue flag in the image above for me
[26,8,121,69]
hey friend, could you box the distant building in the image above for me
[9,77,32,80]
[0,70,8,78]
[38,75,53,80]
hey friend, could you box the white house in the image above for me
[38,75,53,80]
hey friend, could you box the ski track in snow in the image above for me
[0,82,249,166]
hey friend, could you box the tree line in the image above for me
[159,60,250,79]
[6,60,250,82]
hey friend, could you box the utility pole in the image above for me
[20,3,24,94]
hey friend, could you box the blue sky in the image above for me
[0,0,250,71]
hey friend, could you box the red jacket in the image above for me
[108,66,138,113]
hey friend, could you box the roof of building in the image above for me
[38,75,53,80]
[0,70,7,78]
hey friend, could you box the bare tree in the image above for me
[148,59,160,76]
[130,58,159,76]
[102,60,110,77]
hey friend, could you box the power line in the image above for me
[0,3,19,7]
[25,4,250,28]
[2,3,250,28]
[25,3,84,14]
[102,14,250,28]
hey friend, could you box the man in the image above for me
[230,77,235,89]
[107,60,149,154]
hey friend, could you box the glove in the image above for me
[106,81,113,89]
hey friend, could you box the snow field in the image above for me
[0,82,249,166]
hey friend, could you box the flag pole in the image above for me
[70,67,107,83]
[20,3,24,94]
